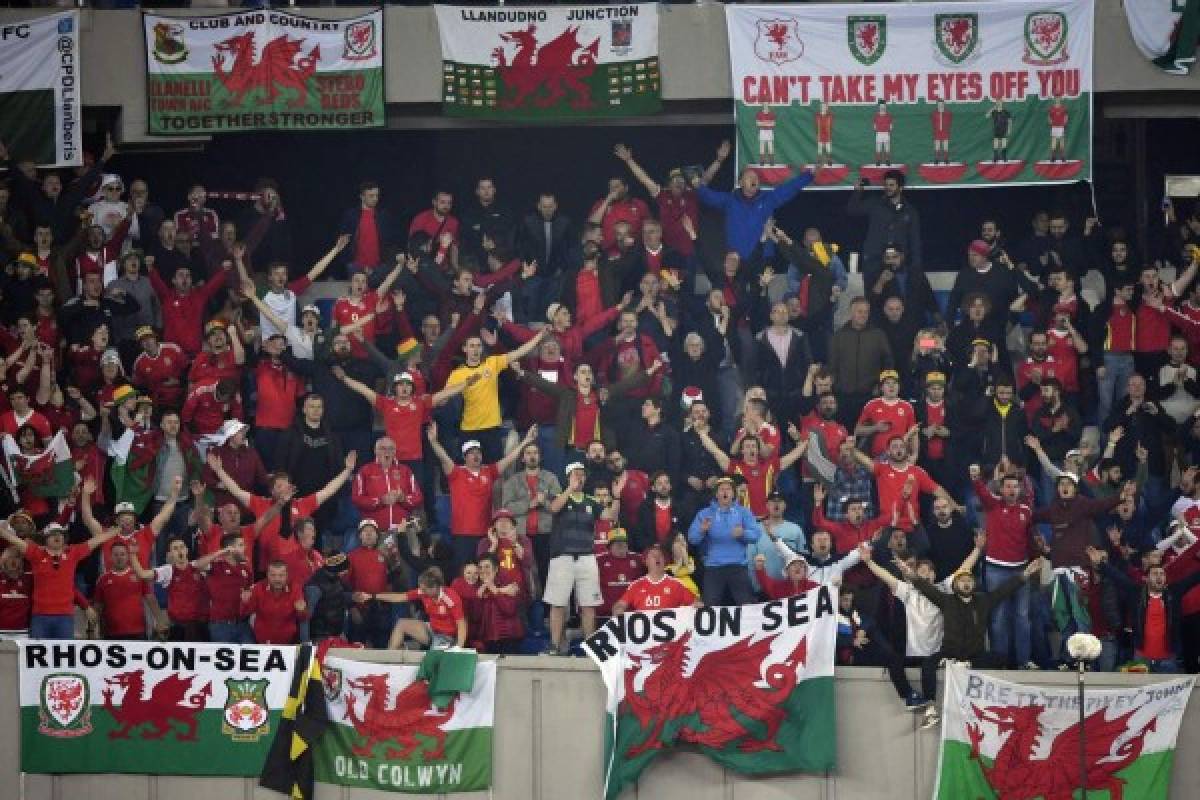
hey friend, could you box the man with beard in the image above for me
[847,169,921,275]
[978,378,1029,471]
[867,245,939,332]
[500,441,561,599]
[627,397,681,486]
[797,390,848,485]
[1031,378,1081,467]
[59,271,141,346]
[612,543,696,614]
[829,298,893,428]
[678,400,727,523]
[915,373,952,490]
[633,471,682,552]
[909,555,1043,668]
[945,241,1027,330]
[1015,330,1064,422]
[148,261,230,357]
[923,494,976,581]
[282,331,382,465]
[588,175,651,253]
[605,449,650,532]
[132,326,187,410]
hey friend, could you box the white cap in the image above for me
[393,371,415,384]
[300,304,321,317]
[219,419,249,440]
[358,519,379,532]
[114,502,137,516]
[42,522,68,536]
[461,440,482,455]
[565,462,586,478]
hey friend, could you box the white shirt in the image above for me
[894,577,952,657]
[261,288,299,340]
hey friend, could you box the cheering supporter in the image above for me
[0,520,115,639]
[612,543,695,614]
[365,567,468,651]
[351,437,423,532]
[92,539,166,641]
[130,539,229,642]
[688,476,763,606]
[346,520,392,648]
[205,533,255,644]
[241,560,307,645]
[541,461,607,655]
[474,552,526,653]
[597,529,643,620]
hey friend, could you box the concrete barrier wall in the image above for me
[0,1,1196,145]
[1,643,1197,800]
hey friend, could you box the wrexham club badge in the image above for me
[149,20,188,65]
[1023,11,1069,65]
[223,678,271,742]
[934,13,980,64]
[847,16,887,66]
[753,18,805,65]
[323,665,344,703]
[38,673,92,738]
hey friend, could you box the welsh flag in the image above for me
[104,426,156,514]
[934,664,1196,799]
[584,590,839,800]
[2,430,76,500]
[314,651,496,793]
[1125,0,1200,74]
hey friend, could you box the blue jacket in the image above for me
[697,172,814,259]
[688,501,763,568]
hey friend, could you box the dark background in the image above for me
[96,116,1200,272]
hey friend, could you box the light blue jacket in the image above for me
[746,520,806,590]
[688,501,763,567]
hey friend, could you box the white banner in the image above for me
[935,664,1195,799]
[0,12,80,166]
[725,1,1093,188]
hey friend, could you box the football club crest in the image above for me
[344,19,377,61]
[222,678,270,742]
[934,13,979,64]
[323,666,344,702]
[611,19,632,50]
[1023,11,1069,65]
[753,18,804,65]
[39,673,91,738]
[150,21,188,65]
[847,16,887,66]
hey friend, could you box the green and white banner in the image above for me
[314,654,496,793]
[935,664,1195,800]
[585,590,838,800]
[725,1,1093,189]
[1125,0,1200,75]
[142,9,384,135]
[434,5,660,121]
[18,640,296,775]
[0,11,80,166]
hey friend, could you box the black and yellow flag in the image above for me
[260,644,329,799]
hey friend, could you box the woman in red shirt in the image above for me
[476,553,525,653]
[450,561,483,649]
[346,521,392,647]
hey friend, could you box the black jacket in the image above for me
[633,498,684,553]
[753,326,813,425]
[628,420,682,484]
[518,212,573,276]
[338,205,402,269]
[1102,563,1200,657]
[274,420,343,498]
[306,567,354,640]
[913,573,1026,659]
[845,189,922,272]
[979,401,1030,469]
[281,350,380,433]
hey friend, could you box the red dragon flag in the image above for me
[584,588,838,799]
[313,652,497,793]
[434,5,660,121]
[142,9,384,135]
[934,663,1196,799]
[2,429,76,501]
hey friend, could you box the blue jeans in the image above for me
[985,562,1031,667]
[535,424,564,483]
[1145,657,1180,674]
[31,614,75,639]
[701,564,756,607]
[1097,353,1135,429]
[209,621,253,644]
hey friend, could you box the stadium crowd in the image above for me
[2,135,1200,726]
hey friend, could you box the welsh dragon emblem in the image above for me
[966,703,1157,799]
[211,32,321,108]
[101,669,212,741]
[621,632,808,756]
[343,673,456,760]
[490,24,600,111]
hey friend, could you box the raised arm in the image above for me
[79,476,106,538]
[701,140,731,185]
[0,521,27,555]
[778,424,810,472]
[495,425,537,476]
[614,144,661,197]
[857,542,899,593]
[148,477,184,535]
[315,451,358,507]
[696,428,732,471]
[335,366,378,406]
[431,377,472,407]
[243,281,291,335]
[306,234,351,283]
[503,326,548,366]
[425,421,456,477]
[205,452,253,508]
[957,530,988,575]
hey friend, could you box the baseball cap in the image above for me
[925,371,947,386]
[204,319,227,334]
[492,508,515,523]
[8,510,33,526]
[767,490,786,503]
[100,349,122,366]
[42,523,67,537]
[111,385,138,404]
[358,519,380,532]
[393,371,415,384]
[265,329,286,341]
[219,419,249,440]
[565,461,586,478]
[713,475,735,488]
[968,239,991,257]
[879,369,900,382]
[607,528,629,543]
[545,302,564,323]
[114,502,137,517]
[300,304,321,318]
[461,440,482,455]
[135,325,157,341]
[971,338,991,348]
[784,552,808,570]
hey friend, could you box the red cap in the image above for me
[491,508,515,524]
[968,240,991,258]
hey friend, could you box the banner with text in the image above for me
[935,664,1195,800]
[18,640,296,775]
[314,655,496,793]
[0,11,80,166]
[726,1,1093,188]
[434,5,660,121]
[585,589,838,800]
[143,9,384,135]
